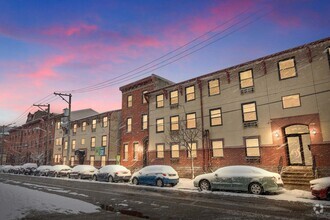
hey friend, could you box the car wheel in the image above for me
[93,175,97,181]
[156,179,164,187]
[108,175,114,183]
[249,182,263,195]
[199,179,211,191]
[78,174,81,179]
[54,173,58,178]
[132,177,139,185]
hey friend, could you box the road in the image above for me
[0,173,328,219]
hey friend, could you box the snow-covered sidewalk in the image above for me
[0,182,100,220]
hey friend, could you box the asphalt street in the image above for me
[0,173,328,220]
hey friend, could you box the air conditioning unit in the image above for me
[240,87,254,94]
[243,121,258,128]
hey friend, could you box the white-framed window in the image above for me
[171,144,179,158]
[81,138,85,145]
[210,108,222,126]
[73,124,77,134]
[56,122,61,130]
[142,91,148,104]
[282,94,301,109]
[188,142,197,158]
[127,95,133,107]
[92,119,97,131]
[170,90,179,105]
[82,121,86,131]
[142,114,148,130]
[70,156,75,166]
[102,116,108,127]
[242,102,257,122]
[239,69,254,88]
[127,118,132,133]
[208,79,220,96]
[186,113,196,129]
[279,58,296,80]
[101,156,106,167]
[54,155,58,163]
[64,141,68,150]
[72,140,76,149]
[90,156,95,166]
[245,137,260,157]
[156,118,164,133]
[156,94,164,108]
[170,116,179,131]
[63,156,67,165]
[102,135,107,147]
[123,144,128,160]
[212,140,224,157]
[185,85,195,102]
[91,137,96,148]
[133,143,139,160]
[156,143,164,158]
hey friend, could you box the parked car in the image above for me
[193,165,284,195]
[11,165,22,174]
[34,165,52,176]
[69,165,98,179]
[310,177,330,200]
[1,165,13,173]
[48,165,72,177]
[131,165,179,187]
[94,165,131,182]
[21,163,38,175]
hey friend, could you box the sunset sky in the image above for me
[0,0,329,125]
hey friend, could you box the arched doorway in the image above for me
[285,125,312,166]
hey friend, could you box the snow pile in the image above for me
[0,182,99,220]
[310,177,330,190]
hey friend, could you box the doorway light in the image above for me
[312,128,316,135]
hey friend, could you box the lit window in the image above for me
[186,113,196,129]
[239,69,254,88]
[127,95,132,107]
[142,114,148,130]
[170,90,179,105]
[142,91,148,104]
[81,138,85,145]
[73,124,77,133]
[91,137,96,148]
[212,140,224,157]
[210,108,222,126]
[57,155,61,163]
[133,143,139,160]
[156,118,164,133]
[92,119,97,131]
[208,79,220,96]
[70,156,74,166]
[156,144,164,158]
[188,143,197,158]
[156,94,164,108]
[123,144,128,160]
[54,155,58,163]
[72,140,76,149]
[56,122,61,130]
[185,85,195,101]
[102,135,107,147]
[64,141,68,150]
[90,156,95,166]
[282,94,301,109]
[245,137,260,157]
[170,116,179,131]
[82,122,86,131]
[242,102,257,122]
[102,117,108,127]
[127,118,132,132]
[171,144,179,158]
[279,58,296,80]
[63,156,67,165]
[101,156,106,167]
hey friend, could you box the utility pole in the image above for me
[33,104,50,165]
[54,93,72,166]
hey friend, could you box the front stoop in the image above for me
[281,166,315,191]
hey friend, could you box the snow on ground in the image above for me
[0,182,99,220]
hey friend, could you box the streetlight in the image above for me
[1,123,15,165]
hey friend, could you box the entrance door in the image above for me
[285,125,312,166]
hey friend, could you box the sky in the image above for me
[0,0,329,125]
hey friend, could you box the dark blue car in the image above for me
[131,165,179,187]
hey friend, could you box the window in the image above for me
[123,144,128,160]
[185,85,195,102]
[208,79,220,96]
[239,69,254,88]
[81,138,85,145]
[170,116,179,131]
[245,137,260,157]
[72,140,76,149]
[91,137,96,148]
[279,58,296,80]
[127,95,132,107]
[92,119,97,131]
[156,118,164,133]
[70,156,74,166]
[127,118,132,132]
[63,156,66,165]
[102,117,108,127]
[82,121,86,131]
[156,144,164,158]
[171,144,179,158]
[282,94,301,109]
[57,155,61,163]
[64,141,68,150]
[242,102,257,122]
[186,113,196,129]
[142,114,148,130]
[156,94,164,108]
[170,90,179,105]
[212,140,224,157]
[101,156,106,167]
[188,143,197,158]
[73,124,77,134]
[210,108,222,126]
[56,122,61,130]
[90,156,95,166]
[133,143,139,160]
[142,91,148,104]
[55,138,62,146]
[101,135,107,147]
[54,155,58,163]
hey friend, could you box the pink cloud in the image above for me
[42,23,98,36]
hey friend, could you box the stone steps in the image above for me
[281,166,315,191]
